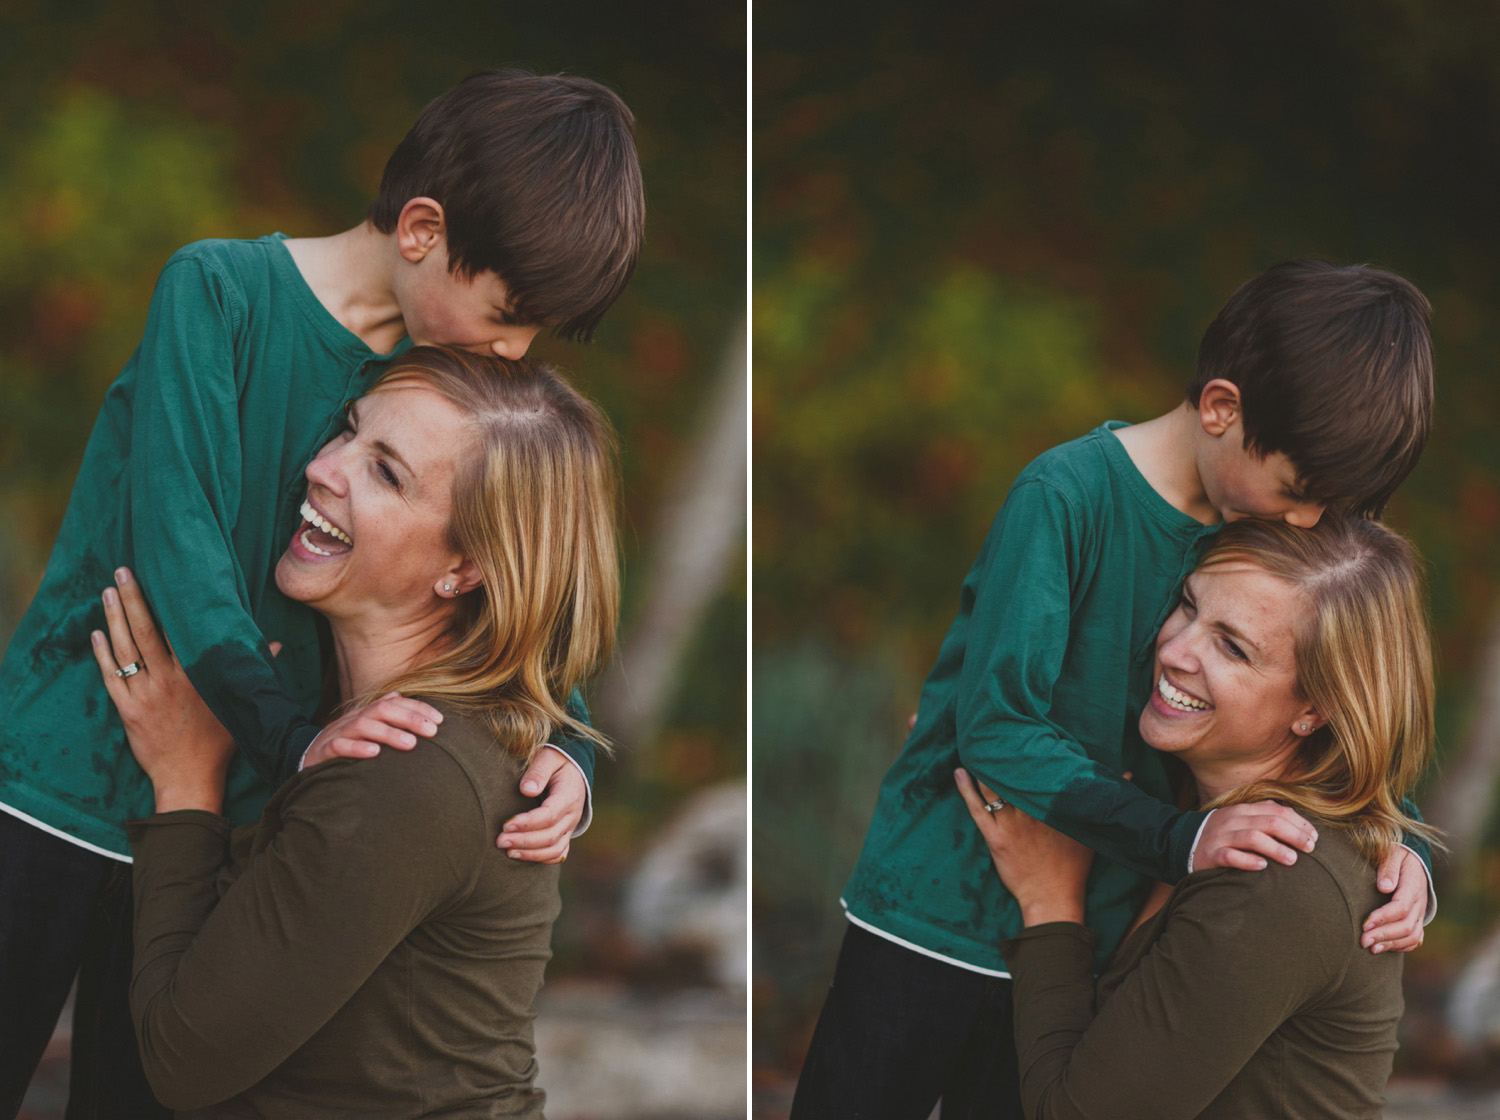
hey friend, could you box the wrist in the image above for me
[152,774,226,815]
[1018,895,1086,927]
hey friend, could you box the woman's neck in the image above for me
[1192,742,1303,806]
[327,610,454,703]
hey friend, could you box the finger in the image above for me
[500,803,561,840]
[322,737,381,760]
[1379,932,1424,954]
[498,817,569,851]
[1222,828,1304,867]
[101,587,142,672]
[519,746,568,798]
[1375,847,1405,894]
[1209,846,1271,872]
[89,630,130,708]
[113,568,170,663]
[975,778,1004,805]
[1361,901,1419,947]
[351,717,420,750]
[953,769,991,827]
[507,839,570,864]
[368,697,444,737]
[1249,803,1319,852]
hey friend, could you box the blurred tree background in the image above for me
[0,3,745,1113]
[754,0,1500,1105]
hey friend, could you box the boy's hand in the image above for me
[498,747,584,864]
[1193,802,1318,872]
[302,693,443,768]
[1361,846,1427,954]
[91,567,233,814]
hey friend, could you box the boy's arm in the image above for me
[955,478,1304,882]
[501,687,597,860]
[126,256,318,785]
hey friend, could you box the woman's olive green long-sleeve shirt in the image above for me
[127,705,559,1118]
[1002,824,1402,1119]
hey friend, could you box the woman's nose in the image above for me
[305,441,345,492]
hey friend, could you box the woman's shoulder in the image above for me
[1182,820,1375,934]
[418,700,544,821]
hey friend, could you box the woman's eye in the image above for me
[1222,637,1248,662]
[377,461,400,488]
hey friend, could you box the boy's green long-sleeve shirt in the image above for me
[844,424,1217,974]
[842,423,1430,975]
[0,235,594,859]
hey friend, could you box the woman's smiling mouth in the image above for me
[297,499,353,556]
[1157,673,1210,712]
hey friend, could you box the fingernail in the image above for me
[401,733,417,747]
[507,851,523,860]
[1372,944,1386,954]
[115,568,130,584]
[1255,858,1267,870]
[1284,853,1297,865]
[91,630,103,644]
[1378,880,1394,892]
[361,745,379,757]
[423,721,437,735]
[521,781,539,795]
[430,709,443,723]
[498,837,512,849]
[103,588,116,606]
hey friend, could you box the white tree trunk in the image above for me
[596,319,747,758]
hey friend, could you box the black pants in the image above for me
[0,810,169,1120]
[791,923,1024,1120]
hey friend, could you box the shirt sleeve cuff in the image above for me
[541,744,593,836]
[1186,809,1216,874]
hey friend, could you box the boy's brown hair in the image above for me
[370,69,645,343]
[1189,260,1433,518]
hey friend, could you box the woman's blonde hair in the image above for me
[355,345,619,761]
[1197,509,1439,862]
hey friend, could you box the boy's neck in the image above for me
[282,221,408,354]
[1111,403,1219,526]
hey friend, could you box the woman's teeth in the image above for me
[300,500,352,545]
[1158,674,1209,712]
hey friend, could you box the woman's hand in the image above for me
[91,568,234,814]
[955,768,1093,926]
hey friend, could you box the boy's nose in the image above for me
[1283,503,1325,529]
[490,325,542,360]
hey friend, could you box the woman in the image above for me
[90,346,618,1116]
[956,511,1437,1119]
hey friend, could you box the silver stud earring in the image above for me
[442,583,453,594]
[1300,723,1310,732]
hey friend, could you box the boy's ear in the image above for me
[395,198,448,264]
[1197,379,1243,438]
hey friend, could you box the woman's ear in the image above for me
[1197,379,1243,438]
[435,558,483,599]
[1291,708,1324,738]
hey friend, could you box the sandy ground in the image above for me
[19,981,746,1120]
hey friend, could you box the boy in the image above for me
[0,70,644,1116]
[791,261,1436,1120]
